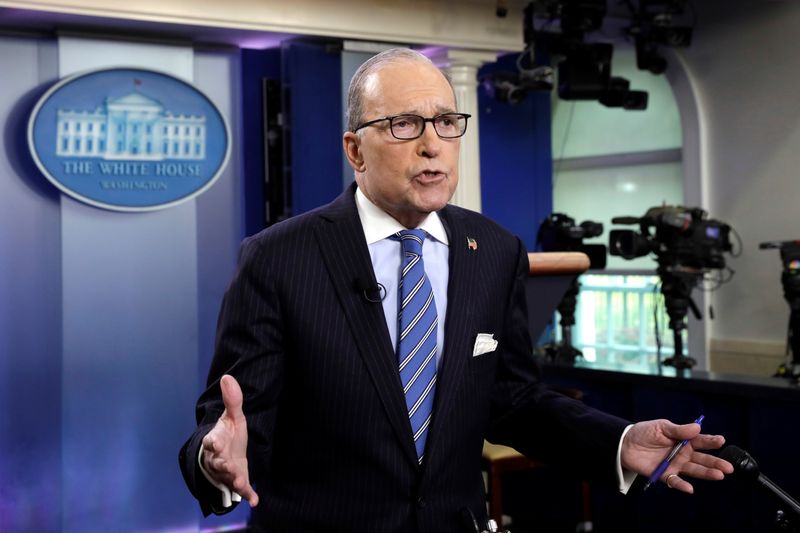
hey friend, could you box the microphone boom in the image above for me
[721,445,800,519]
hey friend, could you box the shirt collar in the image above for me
[355,186,449,246]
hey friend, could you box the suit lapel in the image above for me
[423,206,482,467]
[313,185,418,466]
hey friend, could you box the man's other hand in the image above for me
[621,419,734,494]
[201,374,260,507]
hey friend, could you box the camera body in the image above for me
[759,240,800,307]
[609,206,732,270]
[538,212,607,269]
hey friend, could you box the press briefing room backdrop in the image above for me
[1,0,800,531]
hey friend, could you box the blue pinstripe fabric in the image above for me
[396,229,437,463]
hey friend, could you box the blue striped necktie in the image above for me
[396,229,438,463]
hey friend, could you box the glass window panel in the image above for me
[552,274,684,373]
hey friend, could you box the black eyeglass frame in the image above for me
[352,113,472,140]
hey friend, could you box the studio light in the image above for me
[484,1,696,111]
[599,77,649,110]
[631,0,694,75]
[635,36,668,75]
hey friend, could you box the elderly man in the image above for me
[179,48,732,532]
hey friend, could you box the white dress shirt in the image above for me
[354,187,449,364]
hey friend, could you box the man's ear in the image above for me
[343,132,366,172]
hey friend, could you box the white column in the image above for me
[432,48,497,213]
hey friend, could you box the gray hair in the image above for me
[345,48,454,133]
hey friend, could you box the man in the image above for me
[179,48,732,532]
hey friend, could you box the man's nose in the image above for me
[416,121,441,158]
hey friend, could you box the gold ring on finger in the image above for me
[666,473,679,489]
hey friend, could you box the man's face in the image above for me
[344,60,460,228]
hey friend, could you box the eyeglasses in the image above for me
[353,113,471,140]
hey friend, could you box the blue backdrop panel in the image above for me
[282,41,344,215]
[0,35,62,532]
[56,37,202,532]
[60,198,200,531]
[478,53,553,250]
[241,48,282,236]
[193,51,253,528]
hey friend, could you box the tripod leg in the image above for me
[777,309,800,381]
[659,270,698,370]
[553,278,583,364]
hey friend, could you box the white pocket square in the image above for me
[472,333,498,357]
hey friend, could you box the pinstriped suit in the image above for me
[179,183,629,532]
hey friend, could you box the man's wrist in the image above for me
[616,424,638,494]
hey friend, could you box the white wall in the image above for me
[0,0,524,52]
[677,1,800,349]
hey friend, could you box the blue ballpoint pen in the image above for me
[643,415,705,491]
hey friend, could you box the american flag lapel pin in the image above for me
[467,237,477,251]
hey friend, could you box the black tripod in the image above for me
[760,240,800,382]
[542,278,584,364]
[657,267,703,371]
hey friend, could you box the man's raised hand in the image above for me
[201,374,259,507]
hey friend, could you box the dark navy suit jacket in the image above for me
[180,183,628,532]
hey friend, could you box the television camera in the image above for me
[609,206,734,370]
[537,213,607,364]
[759,239,800,382]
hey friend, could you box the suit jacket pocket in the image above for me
[467,348,498,374]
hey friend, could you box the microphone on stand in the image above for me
[720,445,800,519]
